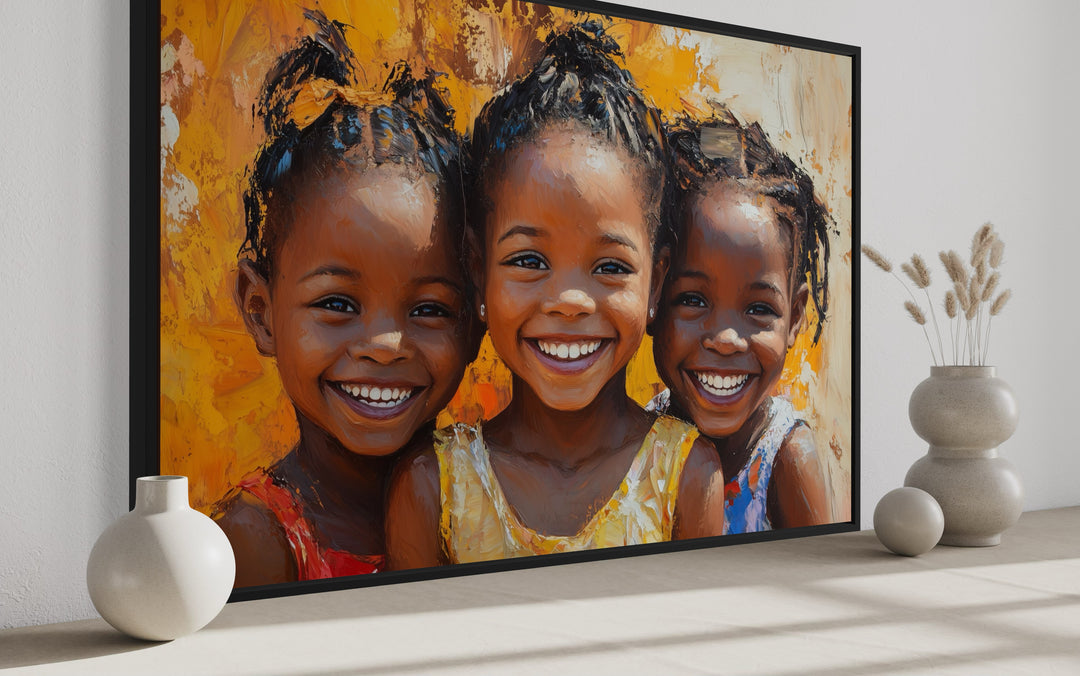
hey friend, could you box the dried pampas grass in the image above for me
[981,272,1000,303]
[991,289,1012,316]
[990,240,1005,268]
[862,245,892,273]
[905,301,927,325]
[944,291,958,319]
[954,282,970,313]
[864,222,1011,365]
[911,255,931,288]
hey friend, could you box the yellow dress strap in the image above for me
[435,424,519,563]
[649,415,700,539]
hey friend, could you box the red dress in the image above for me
[234,471,383,579]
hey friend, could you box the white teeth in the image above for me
[695,372,749,397]
[537,340,602,360]
[339,383,414,408]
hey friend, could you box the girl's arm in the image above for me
[767,424,831,528]
[385,448,446,570]
[672,437,726,539]
[215,495,298,586]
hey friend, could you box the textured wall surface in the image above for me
[2,0,1078,629]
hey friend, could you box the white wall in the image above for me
[0,0,129,629]
[2,0,1077,630]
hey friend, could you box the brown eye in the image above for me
[313,296,358,313]
[593,260,632,275]
[410,302,452,318]
[674,292,707,308]
[505,253,548,270]
[747,302,779,317]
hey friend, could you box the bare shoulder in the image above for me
[684,435,722,478]
[390,442,442,498]
[774,423,825,489]
[214,491,297,586]
[779,423,819,467]
[386,442,445,570]
[389,428,445,511]
[673,435,726,540]
[769,422,831,527]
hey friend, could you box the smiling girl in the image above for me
[212,13,476,586]
[386,23,725,568]
[652,111,831,534]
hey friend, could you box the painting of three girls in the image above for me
[159,3,853,589]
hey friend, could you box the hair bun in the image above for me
[382,61,456,134]
[241,11,467,281]
[542,20,624,81]
[257,9,357,136]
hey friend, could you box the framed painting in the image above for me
[132,0,860,601]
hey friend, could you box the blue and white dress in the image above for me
[647,392,801,534]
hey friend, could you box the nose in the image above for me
[702,325,748,355]
[540,273,596,318]
[348,313,411,364]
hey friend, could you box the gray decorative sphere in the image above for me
[874,487,944,556]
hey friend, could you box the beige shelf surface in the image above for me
[2,507,1078,675]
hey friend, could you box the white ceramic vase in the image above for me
[904,366,1023,546]
[87,475,235,641]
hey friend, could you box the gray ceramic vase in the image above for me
[904,366,1023,546]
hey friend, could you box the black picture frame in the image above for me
[132,0,860,603]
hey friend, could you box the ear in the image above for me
[646,245,670,335]
[787,282,810,348]
[235,259,276,356]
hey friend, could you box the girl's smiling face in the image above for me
[255,163,470,456]
[654,181,807,438]
[482,124,661,411]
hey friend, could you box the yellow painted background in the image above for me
[160,0,853,519]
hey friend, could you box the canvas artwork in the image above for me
[137,0,859,599]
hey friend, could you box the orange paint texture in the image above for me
[160,0,853,518]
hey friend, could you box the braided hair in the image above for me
[469,20,669,258]
[240,9,466,280]
[666,110,832,342]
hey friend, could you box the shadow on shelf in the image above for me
[0,622,156,669]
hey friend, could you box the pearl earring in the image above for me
[479,303,486,320]
[648,307,656,320]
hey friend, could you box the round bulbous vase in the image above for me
[904,366,1023,546]
[87,476,235,641]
